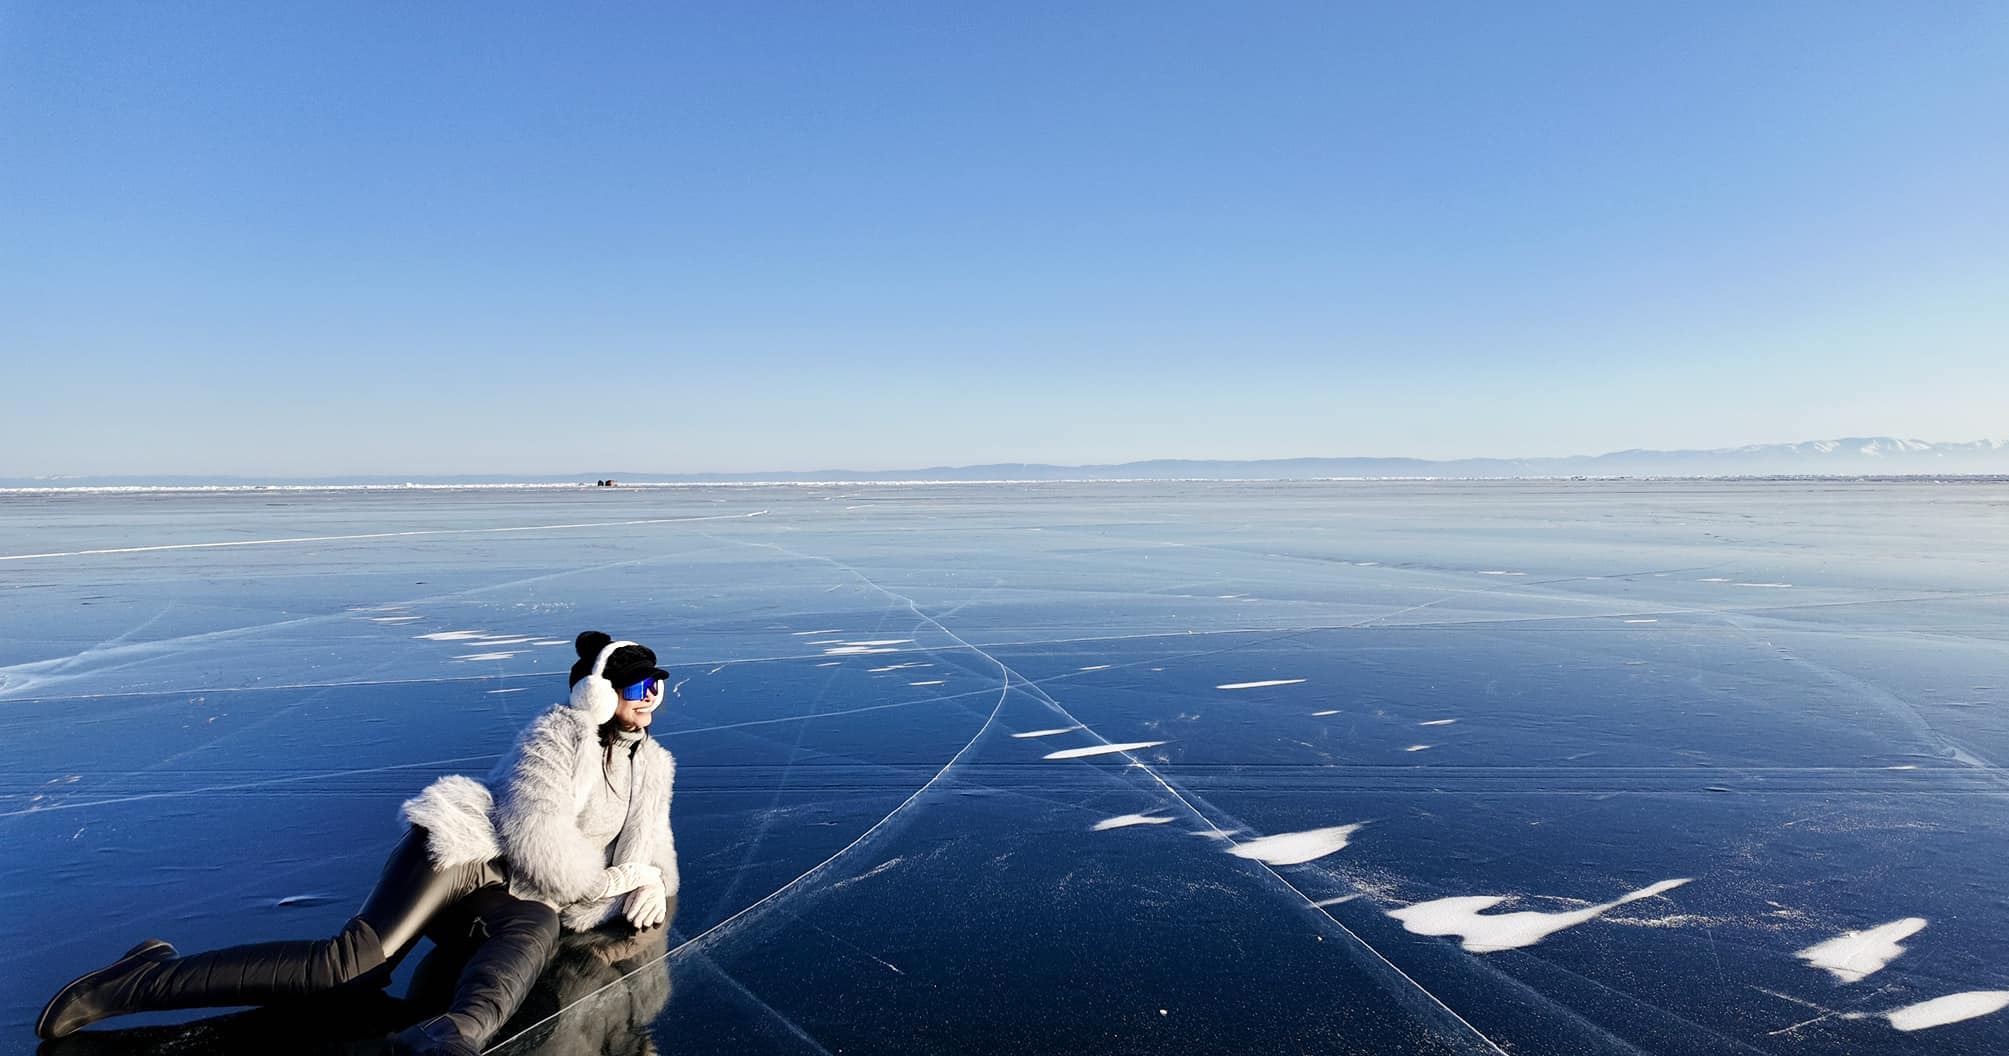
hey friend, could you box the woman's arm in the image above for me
[494,709,609,905]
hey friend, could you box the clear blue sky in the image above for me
[3,2,2004,476]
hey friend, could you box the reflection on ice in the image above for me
[1389,878,1691,953]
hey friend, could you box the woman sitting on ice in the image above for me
[38,631,680,1056]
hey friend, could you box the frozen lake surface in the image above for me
[3,479,2007,1054]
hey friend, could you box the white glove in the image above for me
[594,862,663,900]
[623,878,667,929]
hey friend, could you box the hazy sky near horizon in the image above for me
[4,3,2005,476]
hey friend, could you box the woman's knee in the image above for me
[508,902,561,955]
[309,916,392,988]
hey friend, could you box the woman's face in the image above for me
[613,678,662,730]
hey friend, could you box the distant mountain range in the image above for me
[7,437,2006,488]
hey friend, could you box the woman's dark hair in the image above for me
[598,716,646,791]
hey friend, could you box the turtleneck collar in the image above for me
[607,725,646,749]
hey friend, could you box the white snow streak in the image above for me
[1044,741,1166,760]
[1389,878,1691,953]
[1796,918,1926,983]
[1216,679,1307,690]
[1226,824,1363,866]
[1887,991,2009,1031]
[1093,813,1175,831]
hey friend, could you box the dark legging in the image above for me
[46,826,559,1046]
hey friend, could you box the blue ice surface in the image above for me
[2,479,2006,1054]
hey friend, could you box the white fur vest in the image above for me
[400,703,679,932]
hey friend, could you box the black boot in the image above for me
[36,939,177,1039]
[35,918,386,1040]
[393,1013,482,1056]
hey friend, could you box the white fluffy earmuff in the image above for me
[569,638,636,725]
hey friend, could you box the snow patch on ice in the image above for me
[486,687,527,694]
[869,662,930,673]
[1736,582,1793,588]
[1477,570,1525,576]
[1623,619,1659,624]
[1314,894,1360,907]
[1887,991,2009,1031]
[824,646,900,655]
[1311,709,1340,717]
[1216,679,1307,690]
[1044,741,1166,760]
[909,680,945,687]
[368,616,422,623]
[1011,727,1079,739]
[453,652,518,661]
[1405,744,1434,752]
[1093,813,1174,831]
[416,630,488,641]
[1419,719,1458,727]
[1226,824,1363,866]
[1389,878,1690,953]
[1078,664,1113,671]
[791,629,842,636]
[1796,917,1926,983]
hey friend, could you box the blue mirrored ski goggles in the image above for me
[619,677,661,701]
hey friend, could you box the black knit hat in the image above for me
[569,630,669,691]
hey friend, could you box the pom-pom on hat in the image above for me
[567,631,669,725]
[569,631,669,690]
